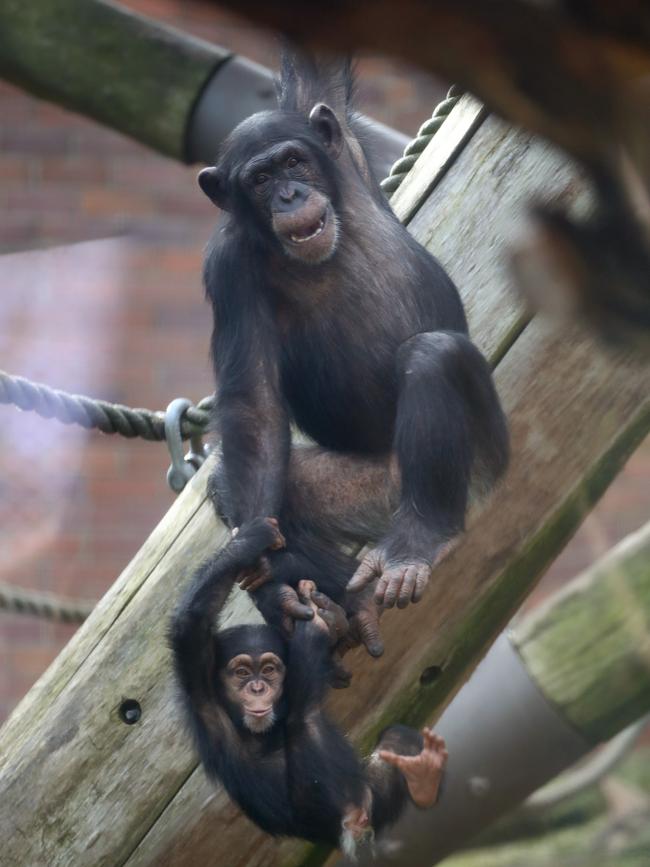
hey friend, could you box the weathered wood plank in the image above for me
[389,95,487,225]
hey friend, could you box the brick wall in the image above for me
[0,0,647,722]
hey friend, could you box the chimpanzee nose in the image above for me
[250,680,265,694]
[279,186,298,203]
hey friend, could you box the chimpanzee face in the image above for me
[222,651,286,733]
[238,140,339,264]
[198,104,344,264]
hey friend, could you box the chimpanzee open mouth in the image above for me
[289,209,328,244]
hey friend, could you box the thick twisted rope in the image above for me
[0,583,95,623]
[0,370,213,441]
[380,84,463,195]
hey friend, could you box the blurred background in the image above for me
[0,0,648,732]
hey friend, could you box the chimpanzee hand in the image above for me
[251,580,314,635]
[234,517,285,592]
[297,580,354,689]
[297,580,349,644]
[337,584,384,658]
[347,547,431,609]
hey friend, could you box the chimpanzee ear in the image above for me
[198,167,230,210]
[308,103,343,159]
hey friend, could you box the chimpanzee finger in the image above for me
[297,579,317,603]
[373,575,389,607]
[264,517,286,550]
[377,750,406,769]
[312,591,350,639]
[242,574,272,592]
[282,598,314,621]
[397,566,418,608]
[382,570,405,609]
[412,565,430,603]
[347,555,378,593]
[354,608,384,658]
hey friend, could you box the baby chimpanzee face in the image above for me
[223,651,286,733]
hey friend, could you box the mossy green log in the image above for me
[0,0,227,160]
[514,521,650,744]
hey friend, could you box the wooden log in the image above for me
[0,113,648,867]
[0,0,227,160]
[514,522,650,744]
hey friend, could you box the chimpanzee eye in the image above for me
[235,667,250,678]
[286,156,298,169]
[254,173,269,186]
[262,664,275,676]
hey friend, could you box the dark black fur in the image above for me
[170,520,430,847]
[200,50,509,615]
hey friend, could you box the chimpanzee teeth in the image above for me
[291,217,325,243]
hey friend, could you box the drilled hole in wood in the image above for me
[119,699,142,725]
[420,665,442,685]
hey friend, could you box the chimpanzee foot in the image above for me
[347,548,431,609]
[378,728,448,808]
[341,803,370,839]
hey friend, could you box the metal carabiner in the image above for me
[164,398,210,493]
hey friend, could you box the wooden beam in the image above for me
[0,0,227,160]
[514,521,650,744]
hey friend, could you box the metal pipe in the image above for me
[186,54,409,176]
[336,633,591,867]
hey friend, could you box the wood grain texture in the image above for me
[390,95,487,226]
[1,106,648,867]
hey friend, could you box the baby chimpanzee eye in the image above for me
[262,664,275,676]
[235,667,250,678]
[286,156,298,168]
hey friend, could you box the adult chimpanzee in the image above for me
[198,52,509,639]
[170,517,448,851]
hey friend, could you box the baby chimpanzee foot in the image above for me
[378,728,448,808]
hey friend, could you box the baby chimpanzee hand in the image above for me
[234,517,285,592]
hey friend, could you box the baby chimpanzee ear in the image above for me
[309,103,343,159]
[198,167,230,211]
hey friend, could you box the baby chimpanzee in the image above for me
[170,518,447,852]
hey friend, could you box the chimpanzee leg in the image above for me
[207,444,395,545]
[349,330,509,608]
[208,447,392,657]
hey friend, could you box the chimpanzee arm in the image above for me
[170,518,283,707]
[205,236,291,530]
[170,520,301,835]
[285,619,332,721]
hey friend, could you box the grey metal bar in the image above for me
[336,633,592,866]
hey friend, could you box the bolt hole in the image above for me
[420,665,442,685]
[119,699,142,725]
